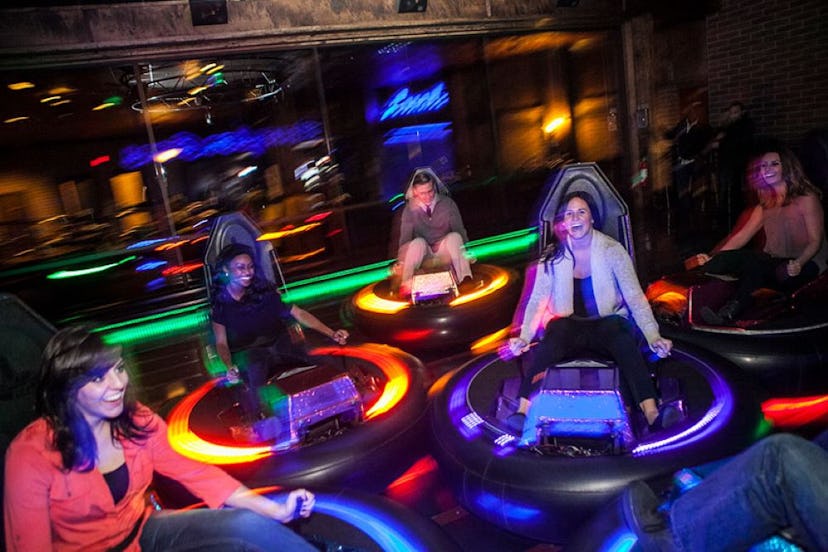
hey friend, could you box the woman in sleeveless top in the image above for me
[695,144,827,324]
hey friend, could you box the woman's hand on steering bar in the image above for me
[330,329,349,345]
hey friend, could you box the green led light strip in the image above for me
[101,309,210,346]
[47,255,137,280]
[100,228,538,346]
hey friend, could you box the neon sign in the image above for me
[380,82,449,121]
[119,121,323,170]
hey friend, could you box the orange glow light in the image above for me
[166,344,412,464]
[167,379,274,464]
[544,117,566,134]
[280,247,326,263]
[154,148,183,163]
[258,223,321,240]
[354,286,409,314]
[314,343,411,419]
[651,291,688,317]
[155,239,191,251]
[762,394,828,429]
[450,268,509,306]
[470,326,511,355]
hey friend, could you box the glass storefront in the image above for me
[0,31,625,324]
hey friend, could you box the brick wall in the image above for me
[706,0,828,148]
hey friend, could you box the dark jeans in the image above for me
[140,508,316,551]
[670,431,828,551]
[705,249,818,305]
[232,334,311,420]
[518,315,657,406]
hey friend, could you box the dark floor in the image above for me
[121,184,739,551]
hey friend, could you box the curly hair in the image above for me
[37,326,148,471]
[210,243,279,308]
[751,145,822,208]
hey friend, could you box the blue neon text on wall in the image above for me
[380,82,449,122]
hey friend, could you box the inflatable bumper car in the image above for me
[344,167,522,352]
[428,164,766,543]
[646,261,828,398]
[165,213,429,492]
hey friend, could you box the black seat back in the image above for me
[536,163,634,261]
[203,212,284,301]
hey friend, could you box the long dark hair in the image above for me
[540,190,601,265]
[211,243,278,307]
[37,326,147,471]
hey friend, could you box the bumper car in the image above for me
[343,167,522,352]
[165,213,429,492]
[153,486,460,552]
[428,163,765,544]
[646,262,828,398]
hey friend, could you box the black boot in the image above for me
[701,299,743,325]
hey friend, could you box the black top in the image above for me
[211,287,293,352]
[102,462,129,504]
[572,276,599,319]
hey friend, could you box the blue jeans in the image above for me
[669,431,828,551]
[140,508,317,551]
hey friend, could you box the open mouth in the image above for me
[103,392,124,404]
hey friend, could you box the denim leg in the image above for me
[140,508,316,552]
[670,434,828,552]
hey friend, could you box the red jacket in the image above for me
[4,406,241,551]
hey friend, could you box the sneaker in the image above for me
[621,481,677,552]
[506,412,526,435]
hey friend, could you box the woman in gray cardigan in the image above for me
[507,191,674,435]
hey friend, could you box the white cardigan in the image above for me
[518,230,661,347]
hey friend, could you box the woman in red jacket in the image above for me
[3,326,316,551]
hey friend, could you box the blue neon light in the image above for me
[136,260,168,272]
[380,82,449,121]
[383,123,452,146]
[473,491,542,521]
[314,496,424,551]
[126,238,170,250]
[120,121,323,169]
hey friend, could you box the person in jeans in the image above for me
[623,429,828,552]
[4,325,316,551]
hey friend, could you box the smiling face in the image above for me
[75,358,129,426]
[562,196,594,240]
[225,253,255,292]
[757,152,783,188]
